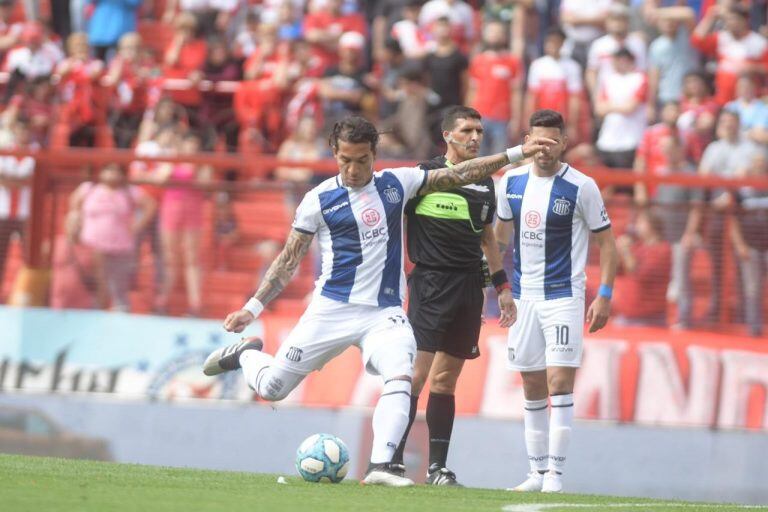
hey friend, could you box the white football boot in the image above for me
[541,471,563,493]
[507,471,544,492]
[361,463,414,487]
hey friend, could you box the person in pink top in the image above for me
[155,132,212,316]
[66,164,156,311]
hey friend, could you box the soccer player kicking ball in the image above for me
[392,106,516,486]
[203,116,555,487]
[495,110,618,493]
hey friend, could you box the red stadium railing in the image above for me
[0,148,766,334]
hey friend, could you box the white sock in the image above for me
[239,350,275,395]
[548,393,574,474]
[523,398,550,473]
[370,379,411,464]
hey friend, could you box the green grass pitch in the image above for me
[1,454,764,512]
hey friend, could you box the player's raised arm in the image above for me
[419,137,556,194]
[223,228,314,333]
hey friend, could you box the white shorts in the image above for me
[273,295,417,376]
[507,297,585,372]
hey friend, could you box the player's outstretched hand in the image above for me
[223,309,255,333]
[521,136,557,158]
[586,296,611,333]
[498,290,517,328]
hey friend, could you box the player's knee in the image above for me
[521,372,549,400]
[373,347,414,382]
[411,367,428,396]
[256,373,292,402]
[547,375,574,396]
[547,372,573,395]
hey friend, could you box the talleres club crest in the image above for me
[552,198,571,216]
[383,187,401,204]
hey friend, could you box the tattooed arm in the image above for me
[419,137,556,194]
[253,229,314,305]
[223,229,314,333]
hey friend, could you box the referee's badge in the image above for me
[383,187,401,204]
[552,198,571,216]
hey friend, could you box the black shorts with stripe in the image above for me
[407,265,484,360]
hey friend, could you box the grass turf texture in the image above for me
[1,454,763,512]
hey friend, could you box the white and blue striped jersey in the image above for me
[496,163,610,301]
[292,167,427,307]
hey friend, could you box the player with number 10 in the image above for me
[495,110,618,493]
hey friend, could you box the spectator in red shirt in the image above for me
[613,208,672,326]
[303,0,366,71]
[525,27,583,142]
[634,101,682,206]
[691,4,768,105]
[200,35,242,151]
[0,0,22,58]
[467,20,521,156]
[243,22,290,83]
[677,70,719,161]
[103,32,151,148]
[163,12,208,115]
[20,77,55,146]
[55,32,105,147]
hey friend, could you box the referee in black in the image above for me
[393,106,516,485]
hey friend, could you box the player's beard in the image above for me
[534,153,561,174]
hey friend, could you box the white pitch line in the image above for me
[501,503,766,512]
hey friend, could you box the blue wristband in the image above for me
[598,284,613,299]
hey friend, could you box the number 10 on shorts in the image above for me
[555,325,569,346]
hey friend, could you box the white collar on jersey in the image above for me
[531,162,569,179]
[335,174,376,191]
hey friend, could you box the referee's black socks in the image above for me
[427,392,455,469]
[392,394,419,466]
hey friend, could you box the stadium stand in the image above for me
[0,0,766,338]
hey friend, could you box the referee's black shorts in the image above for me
[407,265,484,360]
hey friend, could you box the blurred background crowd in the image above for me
[0,0,766,337]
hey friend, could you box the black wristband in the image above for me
[491,270,508,288]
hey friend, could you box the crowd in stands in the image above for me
[0,0,765,336]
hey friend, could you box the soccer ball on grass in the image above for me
[295,433,350,483]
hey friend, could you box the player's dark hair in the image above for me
[329,116,379,152]
[529,109,565,132]
[441,106,482,132]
